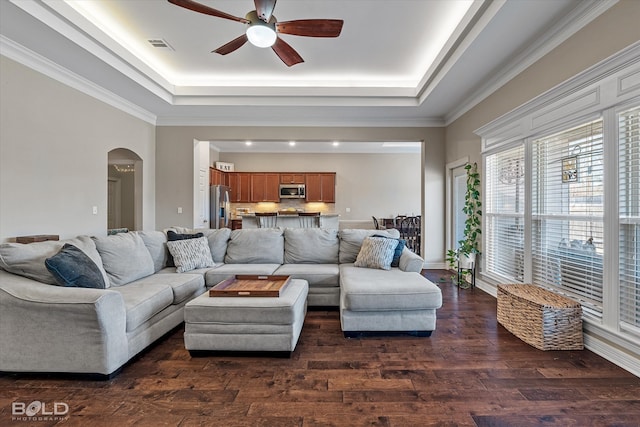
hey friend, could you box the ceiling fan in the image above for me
[167,0,344,67]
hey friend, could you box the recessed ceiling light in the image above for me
[245,141,252,146]
[289,141,296,146]
[332,141,340,146]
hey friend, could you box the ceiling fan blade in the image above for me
[168,0,250,24]
[254,0,277,22]
[213,34,249,55]
[271,37,304,67]
[276,19,343,37]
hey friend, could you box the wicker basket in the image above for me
[497,284,583,351]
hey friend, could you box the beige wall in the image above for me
[446,0,640,167]
[156,126,446,264]
[0,56,156,241]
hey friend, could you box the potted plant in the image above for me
[446,162,482,286]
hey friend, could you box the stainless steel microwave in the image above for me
[279,184,306,199]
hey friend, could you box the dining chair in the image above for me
[255,212,278,228]
[299,212,321,228]
[398,216,421,255]
[372,216,381,230]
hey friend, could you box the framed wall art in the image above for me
[562,156,578,183]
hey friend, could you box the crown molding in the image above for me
[444,0,619,126]
[156,115,446,128]
[1,35,157,125]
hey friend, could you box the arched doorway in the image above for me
[108,148,142,232]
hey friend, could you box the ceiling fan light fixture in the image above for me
[246,24,277,47]
[245,11,277,48]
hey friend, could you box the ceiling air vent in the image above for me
[147,38,174,50]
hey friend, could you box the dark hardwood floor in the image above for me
[2,270,639,426]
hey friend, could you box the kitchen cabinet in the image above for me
[305,173,336,202]
[209,168,225,186]
[280,173,305,184]
[227,172,251,202]
[250,173,280,202]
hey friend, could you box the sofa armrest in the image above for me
[0,270,129,376]
[398,247,424,272]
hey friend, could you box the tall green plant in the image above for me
[460,162,482,256]
[446,162,482,273]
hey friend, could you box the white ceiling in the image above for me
[0,0,615,152]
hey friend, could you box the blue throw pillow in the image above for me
[373,234,406,267]
[45,244,107,288]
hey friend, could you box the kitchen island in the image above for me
[240,213,339,229]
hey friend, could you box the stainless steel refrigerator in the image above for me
[210,185,231,229]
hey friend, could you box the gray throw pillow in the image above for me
[166,230,204,267]
[373,234,406,267]
[167,237,215,273]
[354,236,399,270]
[45,244,107,289]
[339,229,400,264]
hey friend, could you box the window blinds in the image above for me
[619,106,640,333]
[531,120,604,314]
[485,145,525,281]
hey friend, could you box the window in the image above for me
[531,120,604,316]
[485,145,525,281]
[619,106,640,334]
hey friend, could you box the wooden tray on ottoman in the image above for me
[209,275,291,297]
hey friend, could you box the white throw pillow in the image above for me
[167,237,215,273]
[354,236,399,270]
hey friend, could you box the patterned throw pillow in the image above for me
[166,230,204,267]
[373,234,406,267]
[354,236,399,270]
[166,237,215,273]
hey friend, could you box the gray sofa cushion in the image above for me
[109,281,174,332]
[284,228,339,264]
[200,228,231,263]
[0,235,109,286]
[274,263,339,287]
[339,229,400,264]
[340,264,442,312]
[130,272,205,305]
[137,231,169,273]
[224,229,284,264]
[169,227,231,263]
[93,233,155,286]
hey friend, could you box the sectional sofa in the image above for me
[0,227,442,378]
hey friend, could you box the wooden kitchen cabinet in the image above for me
[227,172,251,202]
[305,173,336,202]
[209,168,225,186]
[251,173,280,202]
[280,173,305,184]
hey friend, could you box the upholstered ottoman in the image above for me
[339,265,443,337]
[184,279,308,356]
